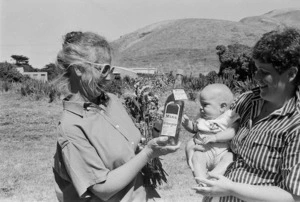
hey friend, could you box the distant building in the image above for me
[112,66,157,78]
[113,66,138,79]
[16,67,48,82]
[131,67,157,75]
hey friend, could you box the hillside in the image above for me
[111,8,300,75]
[240,8,300,29]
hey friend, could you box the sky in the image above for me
[1,0,300,69]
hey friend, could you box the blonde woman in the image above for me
[52,31,180,202]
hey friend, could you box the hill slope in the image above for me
[111,9,300,75]
[240,8,300,29]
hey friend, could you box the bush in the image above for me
[19,79,57,101]
[216,44,256,81]
[0,62,26,82]
[1,80,12,92]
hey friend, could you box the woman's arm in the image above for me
[214,121,239,142]
[90,136,180,201]
[193,173,300,202]
[195,122,238,145]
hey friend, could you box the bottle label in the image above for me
[161,102,180,137]
[173,89,188,100]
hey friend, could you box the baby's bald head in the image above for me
[200,84,234,108]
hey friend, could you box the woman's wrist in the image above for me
[226,180,236,196]
[142,145,154,160]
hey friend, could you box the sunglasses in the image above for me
[85,61,114,77]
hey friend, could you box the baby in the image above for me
[182,83,239,186]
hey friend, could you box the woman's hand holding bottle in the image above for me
[144,136,181,159]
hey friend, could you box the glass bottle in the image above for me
[160,69,187,145]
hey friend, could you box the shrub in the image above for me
[122,78,166,189]
[0,62,26,82]
[216,43,256,81]
[1,80,12,92]
[19,79,56,101]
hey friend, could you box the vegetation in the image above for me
[11,55,29,65]
[216,43,256,81]
[123,80,167,188]
[0,62,26,83]
[11,55,38,72]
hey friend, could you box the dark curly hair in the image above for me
[252,28,300,77]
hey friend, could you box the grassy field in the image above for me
[0,91,203,202]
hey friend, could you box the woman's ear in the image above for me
[288,66,298,83]
[74,66,83,77]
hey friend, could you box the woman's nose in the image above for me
[105,67,115,81]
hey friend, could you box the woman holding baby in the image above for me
[191,27,300,202]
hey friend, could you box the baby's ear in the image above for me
[220,103,227,113]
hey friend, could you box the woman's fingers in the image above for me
[191,186,211,195]
[194,177,215,186]
[154,136,169,145]
[156,141,181,154]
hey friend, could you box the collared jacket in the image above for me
[53,93,146,202]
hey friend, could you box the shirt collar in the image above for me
[251,87,261,101]
[62,95,107,117]
[251,87,300,117]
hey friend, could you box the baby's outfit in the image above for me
[193,110,239,170]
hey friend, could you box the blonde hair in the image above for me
[54,31,112,101]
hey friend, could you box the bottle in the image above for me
[160,69,187,145]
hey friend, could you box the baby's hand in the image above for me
[182,114,190,127]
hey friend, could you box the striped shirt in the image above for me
[218,87,300,202]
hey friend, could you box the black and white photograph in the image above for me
[1,0,300,201]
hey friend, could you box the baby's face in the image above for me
[199,91,222,120]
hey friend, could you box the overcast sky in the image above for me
[1,0,300,68]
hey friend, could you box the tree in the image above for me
[216,43,256,81]
[11,55,29,65]
[10,55,37,72]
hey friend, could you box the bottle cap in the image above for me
[176,69,184,75]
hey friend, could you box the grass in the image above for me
[0,92,61,202]
[0,91,203,202]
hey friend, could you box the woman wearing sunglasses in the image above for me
[52,31,180,202]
